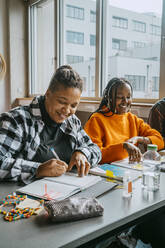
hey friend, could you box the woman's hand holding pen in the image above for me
[67,151,90,177]
[36,159,68,178]
[123,142,142,163]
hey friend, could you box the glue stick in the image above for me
[122,170,132,198]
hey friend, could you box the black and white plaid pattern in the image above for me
[0,96,101,184]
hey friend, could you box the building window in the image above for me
[133,20,146,33]
[90,34,96,46]
[125,75,145,91]
[112,16,128,29]
[82,77,87,91]
[66,55,84,64]
[112,38,127,50]
[132,41,146,48]
[64,0,97,98]
[150,25,161,36]
[66,5,84,20]
[66,31,84,44]
[152,77,159,91]
[90,10,96,23]
[91,76,95,91]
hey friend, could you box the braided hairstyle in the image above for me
[97,77,133,115]
[48,65,83,92]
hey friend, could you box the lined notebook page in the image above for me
[44,172,102,190]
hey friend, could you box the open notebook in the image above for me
[17,173,103,200]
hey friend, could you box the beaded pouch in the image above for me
[44,197,104,222]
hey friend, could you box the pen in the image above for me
[45,183,47,195]
[50,147,60,160]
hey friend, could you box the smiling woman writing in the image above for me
[0,65,101,184]
[84,77,164,164]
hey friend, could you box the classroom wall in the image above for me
[0,0,28,112]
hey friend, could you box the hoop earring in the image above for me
[0,53,6,80]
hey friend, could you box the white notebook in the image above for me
[17,172,102,201]
[112,158,162,171]
[111,158,143,171]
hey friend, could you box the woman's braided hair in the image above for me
[96,77,133,115]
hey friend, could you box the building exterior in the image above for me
[64,0,161,98]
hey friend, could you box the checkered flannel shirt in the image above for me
[0,96,102,184]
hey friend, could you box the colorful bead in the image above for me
[0,193,43,222]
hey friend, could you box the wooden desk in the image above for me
[0,175,165,248]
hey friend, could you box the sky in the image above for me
[109,0,163,15]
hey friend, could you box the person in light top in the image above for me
[84,77,164,163]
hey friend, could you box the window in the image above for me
[29,0,164,100]
[90,10,96,23]
[150,24,161,35]
[133,20,146,33]
[82,77,87,91]
[66,31,84,44]
[91,76,95,91]
[152,77,159,91]
[132,41,146,48]
[112,39,127,50]
[29,0,55,94]
[66,55,84,64]
[107,0,162,99]
[63,0,96,97]
[125,75,145,92]
[90,34,96,46]
[66,5,84,20]
[112,16,128,29]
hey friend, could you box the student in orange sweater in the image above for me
[84,77,164,164]
[85,77,165,248]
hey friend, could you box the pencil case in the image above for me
[44,197,104,222]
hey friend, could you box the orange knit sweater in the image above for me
[84,112,164,164]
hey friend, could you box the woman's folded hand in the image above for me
[123,142,142,163]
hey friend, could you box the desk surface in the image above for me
[1,175,165,248]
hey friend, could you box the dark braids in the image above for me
[96,77,133,116]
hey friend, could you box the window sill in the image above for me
[15,97,153,110]
[15,97,153,126]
